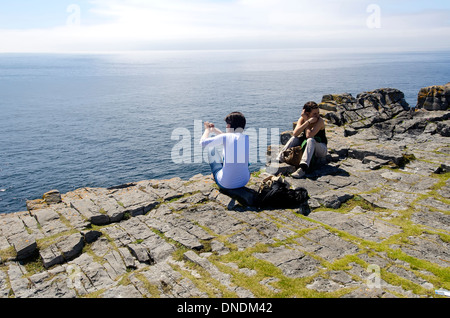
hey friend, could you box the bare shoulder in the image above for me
[318,116,325,127]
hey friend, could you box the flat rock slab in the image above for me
[40,233,84,268]
[391,234,450,268]
[254,246,322,278]
[309,211,402,242]
[296,228,359,261]
[360,189,418,211]
[13,235,38,261]
[411,210,450,233]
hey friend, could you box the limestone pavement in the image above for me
[0,106,449,299]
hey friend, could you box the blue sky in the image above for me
[0,0,449,52]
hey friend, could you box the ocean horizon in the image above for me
[1,48,449,214]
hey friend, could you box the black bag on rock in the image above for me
[256,176,311,216]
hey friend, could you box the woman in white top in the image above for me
[200,112,250,190]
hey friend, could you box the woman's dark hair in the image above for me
[303,101,319,113]
[225,112,246,130]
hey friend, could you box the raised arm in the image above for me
[305,117,325,139]
[201,122,222,140]
[200,122,225,147]
[293,111,319,137]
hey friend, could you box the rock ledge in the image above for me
[0,87,449,299]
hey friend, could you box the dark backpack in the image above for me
[256,176,311,216]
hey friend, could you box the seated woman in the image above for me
[200,112,250,190]
[277,101,328,179]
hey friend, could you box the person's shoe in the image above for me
[291,168,306,179]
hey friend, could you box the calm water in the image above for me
[1,48,449,214]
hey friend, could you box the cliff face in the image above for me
[0,87,449,299]
[319,88,410,128]
[417,83,450,111]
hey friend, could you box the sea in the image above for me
[1,48,449,214]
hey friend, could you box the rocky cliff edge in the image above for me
[0,85,449,299]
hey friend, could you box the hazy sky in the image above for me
[1,0,449,52]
